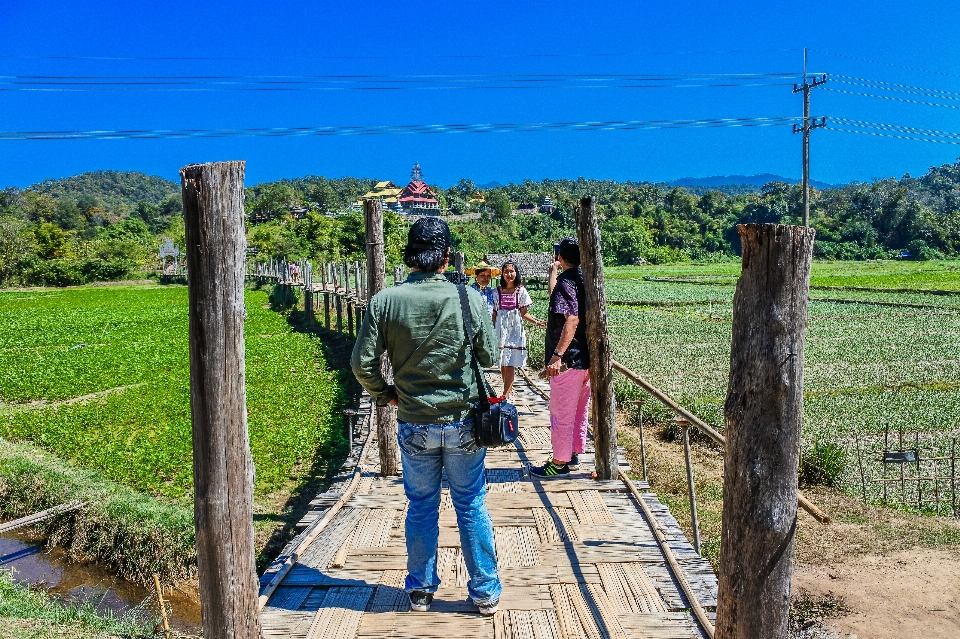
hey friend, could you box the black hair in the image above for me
[403,218,451,271]
[558,237,581,267]
[499,260,524,289]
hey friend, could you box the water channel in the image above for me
[0,529,202,632]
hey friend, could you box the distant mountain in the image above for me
[668,173,836,192]
[478,181,503,189]
[27,170,180,215]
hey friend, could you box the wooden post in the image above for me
[364,200,400,476]
[304,261,314,322]
[575,197,618,480]
[715,223,815,639]
[631,399,648,481]
[335,294,343,333]
[454,251,465,276]
[180,161,261,639]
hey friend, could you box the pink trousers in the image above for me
[548,368,591,464]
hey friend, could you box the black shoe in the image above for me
[409,591,433,612]
[530,461,570,478]
[475,598,499,616]
[569,454,580,470]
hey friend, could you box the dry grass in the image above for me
[617,411,960,571]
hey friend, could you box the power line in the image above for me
[832,74,960,100]
[0,71,803,93]
[0,116,800,141]
[0,47,803,63]
[822,86,960,110]
[826,118,960,145]
[809,48,960,80]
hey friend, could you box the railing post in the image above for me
[180,161,261,639]
[631,399,648,482]
[715,223,815,639]
[677,417,701,555]
[364,200,400,475]
[575,196,618,480]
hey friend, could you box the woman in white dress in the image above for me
[493,261,546,398]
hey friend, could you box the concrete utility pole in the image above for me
[715,223,816,639]
[180,161,261,639]
[793,48,827,227]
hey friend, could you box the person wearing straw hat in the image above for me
[465,260,500,317]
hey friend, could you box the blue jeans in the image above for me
[397,418,501,605]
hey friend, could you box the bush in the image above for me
[799,440,848,488]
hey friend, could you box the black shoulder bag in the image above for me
[456,284,519,448]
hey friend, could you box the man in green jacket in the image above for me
[351,217,502,616]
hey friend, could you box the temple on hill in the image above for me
[398,164,441,216]
[355,180,404,212]
[540,195,556,214]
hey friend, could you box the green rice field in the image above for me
[0,284,348,503]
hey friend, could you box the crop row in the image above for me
[0,286,347,501]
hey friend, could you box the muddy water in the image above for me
[0,530,202,632]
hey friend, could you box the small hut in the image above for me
[484,252,553,288]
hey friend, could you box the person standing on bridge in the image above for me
[530,237,591,479]
[351,217,502,616]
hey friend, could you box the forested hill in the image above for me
[3,160,960,287]
[27,171,180,217]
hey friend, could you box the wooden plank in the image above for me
[305,586,373,639]
[356,612,492,638]
[265,586,312,612]
[494,527,541,568]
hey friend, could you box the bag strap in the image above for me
[456,283,491,412]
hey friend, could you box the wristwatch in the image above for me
[552,350,564,359]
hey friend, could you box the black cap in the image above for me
[406,217,451,252]
[558,236,580,265]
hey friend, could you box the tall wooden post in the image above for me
[364,200,400,476]
[575,197,618,480]
[180,161,261,639]
[715,223,815,639]
[304,261,314,322]
[454,251,465,276]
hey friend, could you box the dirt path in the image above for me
[794,548,960,638]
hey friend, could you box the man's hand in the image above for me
[546,354,564,378]
[389,396,398,407]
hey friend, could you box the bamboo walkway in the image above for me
[259,372,717,639]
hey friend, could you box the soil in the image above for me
[794,548,960,639]
[617,417,960,639]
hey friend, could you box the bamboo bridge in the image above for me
[257,370,718,639]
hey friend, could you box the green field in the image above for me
[0,285,348,502]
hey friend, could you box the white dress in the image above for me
[494,286,533,368]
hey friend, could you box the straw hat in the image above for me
[464,260,501,276]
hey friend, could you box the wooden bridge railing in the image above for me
[245,255,405,340]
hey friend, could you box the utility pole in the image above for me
[792,48,827,227]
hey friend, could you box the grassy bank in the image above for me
[0,571,154,639]
[0,282,353,586]
[0,439,194,586]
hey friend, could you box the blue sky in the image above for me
[1,0,959,188]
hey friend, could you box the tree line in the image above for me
[2,161,959,287]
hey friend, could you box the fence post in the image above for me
[364,200,401,476]
[304,261,314,322]
[715,223,815,639]
[575,196,618,480]
[454,251,465,276]
[180,161,261,639]
[631,399,648,481]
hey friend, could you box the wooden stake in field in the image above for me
[575,196,618,480]
[364,199,400,476]
[715,223,815,639]
[180,161,261,639]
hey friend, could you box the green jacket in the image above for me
[350,270,497,424]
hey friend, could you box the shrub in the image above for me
[799,440,848,488]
